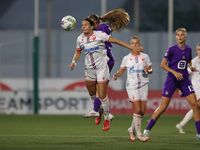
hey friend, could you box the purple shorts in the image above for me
[162,77,194,98]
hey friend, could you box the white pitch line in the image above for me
[0,134,128,138]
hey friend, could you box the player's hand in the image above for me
[70,63,75,70]
[131,46,141,54]
[173,71,183,81]
[113,74,118,80]
[190,66,199,72]
[143,66,148,74]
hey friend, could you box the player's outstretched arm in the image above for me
[108,36,141,52]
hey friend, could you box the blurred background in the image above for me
[0,0,200,114]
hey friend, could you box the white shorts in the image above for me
[127,84,148,102]
[85,65,110,84]
[195,89,200,101]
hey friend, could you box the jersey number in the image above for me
[188,85,194,92]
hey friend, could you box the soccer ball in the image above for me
[61,15,76,31]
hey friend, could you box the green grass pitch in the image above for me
[0,114,199,150]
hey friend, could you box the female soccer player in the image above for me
[113,36,152,142]
[176,43,200,134]
[143,28,200,140]
[83,9,130,125]
[70,18,140,131]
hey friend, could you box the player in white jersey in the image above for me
[113,36,152,142]
[84,10,129,125]
[70,18,141,131]
[176,43,200,134]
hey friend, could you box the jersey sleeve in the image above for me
[145,55,152,67]
[76,36,82,51]
[120,57,127,70]
[97,31,110,42]
[164,48,171,61]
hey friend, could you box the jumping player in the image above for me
[143,28,200,140]
[82,9,130,124]
[70,18,140,131]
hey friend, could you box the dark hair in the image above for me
[88,14,101,25]
[83,18,95,26]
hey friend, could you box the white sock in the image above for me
[180,109,193,127]
[100,96,109,120]
[130,114,135,132]
[91,95,95,103]
[133,113,142,136]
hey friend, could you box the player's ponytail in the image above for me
[100,9,130,32]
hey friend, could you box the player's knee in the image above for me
[88,90,96,97]
[98,94,106,100]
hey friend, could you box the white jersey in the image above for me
[121,52,152,90]
[188,56,200,89]
[76,31,110,69]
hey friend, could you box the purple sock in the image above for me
[93,97,101,112]
[195,120,200,134]
[146,118,157,131]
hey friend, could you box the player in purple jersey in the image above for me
[83,9,130,125]
[143,28,200,140]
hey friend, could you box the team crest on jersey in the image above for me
[165,91,169,95]
[182,55,185,59]
[91,35,96,41]
[103,77,105,80]
[85,75,87,78]
[132,95,135,100]
[82,39,84,41]
[130,58,132,61]
[141,57,145,61]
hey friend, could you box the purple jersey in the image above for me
[164,44,192,80]
[162,44,194,98]
[96,24,115,72]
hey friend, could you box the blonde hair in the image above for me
[175,28,187,36]
[130,36,142,45]
[196,43,200,49]
[88,9,130,32]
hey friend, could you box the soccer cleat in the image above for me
[137,135,149,142]
[95,109,103,125]
[103,120,111,131]
[176,124,185,134]
[127,127,135,142]
[109,113,114,121]
[196,134,200,140]
[83,110,99,118]
[143,129,150,137]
